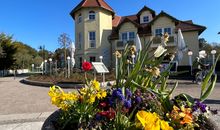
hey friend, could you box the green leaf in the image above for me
[201,55,219,96]
[167,81,178,98]
[200,74,217,102]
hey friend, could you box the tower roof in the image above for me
[70,0,114,19]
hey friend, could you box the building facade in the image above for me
[70,0,206,68]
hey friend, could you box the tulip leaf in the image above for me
[201,55,219,96]
[200,74,217,102]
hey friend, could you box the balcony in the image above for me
[116,40,135,49]
[151,35,176,47]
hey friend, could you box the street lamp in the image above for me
[44,60,47,74]
[187,50,193,75]
[49,58,52,75]
[31,64,34,72]
[67,56,71,78]
[211,49,217,74]
[99,56,103,62]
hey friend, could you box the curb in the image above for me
[21,78,115,89]
[21,78,84,88]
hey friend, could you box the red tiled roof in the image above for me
[176,21,206,35]
[112,15,121,27]
[70,0,114,19]
[109,9,206,40]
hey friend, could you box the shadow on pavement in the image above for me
[204,99,220,104]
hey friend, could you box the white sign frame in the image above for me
[92,62,109,73]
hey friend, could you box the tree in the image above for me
[33,55,43,67]
[58,33,72,68]
[53,48,70,68]
[13,42,39,69]
[0,33,17,70]
[0,45,4,56]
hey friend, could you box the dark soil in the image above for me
[28,71,115,84]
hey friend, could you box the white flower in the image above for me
[154,45,167,58]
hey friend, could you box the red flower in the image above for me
[99,111,108,116]
[106,108,116,119]
[82,62,92,71]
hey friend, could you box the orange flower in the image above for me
[169,105,193,125]
[180,114,193,125]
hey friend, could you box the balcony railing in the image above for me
[152,36,175,44]
[116,40,135,48]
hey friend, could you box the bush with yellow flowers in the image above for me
[48,34,219,130]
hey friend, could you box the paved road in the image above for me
[0,76,219,129]
[0,76,220,114]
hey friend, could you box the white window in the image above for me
[89,31,96,48]
[89,11,95,20]
[78,14,82,23]
[143,16,149,23]
[121,32,127,42]
[129,32,135,41]
[164,28,171,35]
[155,28,172,36]
[78,32,82,49]
[121,32,135,42]
[155,29,163,36]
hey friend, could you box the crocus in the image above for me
[154,45,167,58]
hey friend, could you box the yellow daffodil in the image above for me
[154,45,167,58]
[80,88,88,95]
[91,80,100,91]
[100,90,107,98]
[88,95,96,104]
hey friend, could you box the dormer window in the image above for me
[143,16,149,23]
[78,14,82,23]
[89,11,95,20]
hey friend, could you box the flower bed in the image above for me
[46,35,219,130]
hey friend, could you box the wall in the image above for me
[180,31,199,65]
[74,8,112,68]
[151,16,175,36]
[119,22,137,35]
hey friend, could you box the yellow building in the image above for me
[70,0,206,68]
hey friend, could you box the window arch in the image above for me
[78,13,82,23]
[89,11,95,20]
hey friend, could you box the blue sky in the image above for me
[0,0,220,51]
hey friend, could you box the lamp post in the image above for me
[31,64,34,72]
[187,50,193,75]
[49,58,52,75]
[99,56,103,62]
[211,49,216,74]
[44,60,47,74]
[67,56,71,78]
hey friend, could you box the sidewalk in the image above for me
[0,112,53,130]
